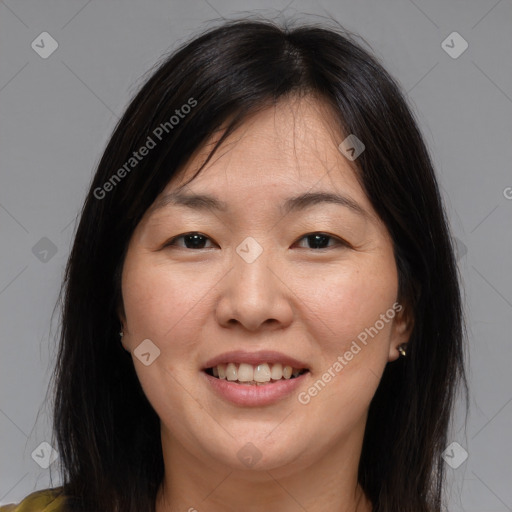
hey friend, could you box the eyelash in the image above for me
[163,232,349,251]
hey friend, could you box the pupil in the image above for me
[185,234,206,249]
[308,234,329,249]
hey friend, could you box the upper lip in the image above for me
[202,350,310,370]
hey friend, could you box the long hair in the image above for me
[47,17,467,512]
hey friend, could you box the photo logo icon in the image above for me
[453,237,467,261]
[134,338,161,366]
[32,237,58,263]
[237,442,262,468]
[31,441,59,469]
[31,32,59,59]
[338,134,365,161]
[236,236,263,264]
[441,32,468,59]
[442,441,468,469]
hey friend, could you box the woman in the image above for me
[2,17,467,512]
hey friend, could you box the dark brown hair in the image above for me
[47,17,467,512]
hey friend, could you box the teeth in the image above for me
[271,363,283,380]
[209,362,305,383]
[237,363,253,382]
[254,363,271,382]
[225,363,237,381]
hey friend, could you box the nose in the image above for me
[215,247,294,332]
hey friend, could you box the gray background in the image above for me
[1,0,511,510]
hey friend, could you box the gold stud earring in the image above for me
[397,344,407,357]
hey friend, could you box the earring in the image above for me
[119,329,130,353]
[397,344,407,357]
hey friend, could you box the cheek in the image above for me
[294,254,398,358]
[121,255,215,356]
[292,260,398,435]
[121,256,212,417]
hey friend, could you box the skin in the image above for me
[119,95,413,512]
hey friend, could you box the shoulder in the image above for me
[0,488,66,512]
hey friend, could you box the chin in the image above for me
[197,431,312,475]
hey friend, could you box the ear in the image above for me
[116,304,130,351]
[117,302,126,328]
[114,263,126,327]
[388,303,414,362]
[116,301,128,345]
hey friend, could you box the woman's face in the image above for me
[120,96,411,476]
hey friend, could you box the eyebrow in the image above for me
[150,190,368,218]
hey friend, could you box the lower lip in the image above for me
[203,371,309,406]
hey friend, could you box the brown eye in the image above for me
[294,233,347,250]
[165,232,215,250]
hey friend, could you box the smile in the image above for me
[205,362,309,385]
[201,350,311,405]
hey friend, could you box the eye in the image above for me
[164,232,216,250]
[163,232,348,251]
[293,232,348,250]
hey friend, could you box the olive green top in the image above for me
[0,488,66,512]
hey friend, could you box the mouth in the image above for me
[201,350,311,405]
[204,363,309,386]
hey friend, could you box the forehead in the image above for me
[154,96,374,217]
